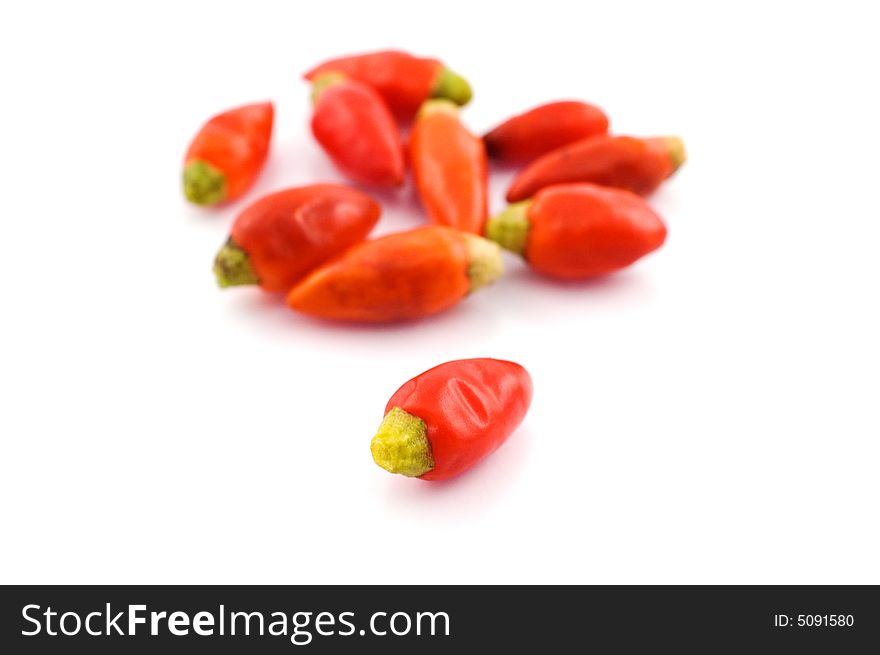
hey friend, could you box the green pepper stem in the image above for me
[310,72,348,104]
[462,234,504,292]
[431,67,473,107]
[370,407,434,478]
[663,136,686,174]
[416,98,460,121]
[213,238,260,288]
[485,201,532,256]
[183,159,227,206]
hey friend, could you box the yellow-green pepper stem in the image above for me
[485,201,532,256]
[370,407,434,478]
[310,72,348,105]
[213,238,259,288]
[416,98,460,121]
[183,159,227,206]
[663,136,687,174]
[430,67,473,107]
[462,233,504,292]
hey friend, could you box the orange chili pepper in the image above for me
[213,185,380,292]
[484,100,609,164]
[487,183,667,279]
[506,134,686,202]
[287,226,502,322]
[304,50,472,120]
[311,74,405,188]
[183,102,274,206]
[410,100,488,234]
[371,359,533,481]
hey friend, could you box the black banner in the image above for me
[1,586,877,653]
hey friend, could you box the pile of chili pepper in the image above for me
[182,49,685,481]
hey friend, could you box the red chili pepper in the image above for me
[311,74,405,188]
[183,102,274,206]
[410,100,488,234]
[304,50,472,120]
[213,184,380,292]
[486,183,667,279]
[287,226,502,322]
[371,358,533,480]
[506,134,686,202]
[484,100,609,164]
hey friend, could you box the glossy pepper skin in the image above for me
[287,225,502,322]
[410,100,489,234]
[484,101,609,164]
[213,185,380,292]
[183,102,274,206]
[506,134,686,202]
[371,359,533,481]
[487,183,667,279]
[304,50,472,120]
[311,74,405,187]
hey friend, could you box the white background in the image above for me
[2,1,878,584]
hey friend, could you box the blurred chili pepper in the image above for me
[506,134,686,202]
[487,183,667,279]
[311,74,405,188]
[370,358,533,480]
[410,100,488,234]
[183,102,274,206]
[287,226,502,322]
[213,184,380,292]
[304,50,472,120]
[484,100,609,164]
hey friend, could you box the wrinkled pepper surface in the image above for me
[304,50,472,120]
[410,100,488,234]
[213,184,380,292]
[183,102,274,206]
[484,100,609,164]
[371,358,533,480]
[311,74,405,187]
[487,183,667,279]
[287,226,502,322]
[507,134,686,202]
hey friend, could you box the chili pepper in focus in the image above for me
[304,50,472,120]
[486,183,667,279]
[484,101,609,164]
[506,134,686,202]
[311,74,405,188]
[371,358,532,480]
[213,184,380,292]
[183,102,274,206]
[287,226,502,322]
[410,100,488,234]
